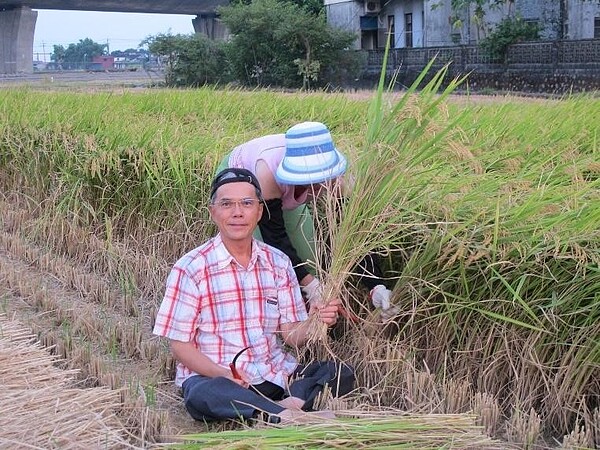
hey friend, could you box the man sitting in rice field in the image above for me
[220,121,398,321]
[153,168,354,424]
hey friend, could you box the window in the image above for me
[405,13,413,48]
[360,16,378,31]
[595,17,600,39]
[387,15,395,48]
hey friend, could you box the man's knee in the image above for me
[291,360,355,404]
[182,376,236,421]
[182,376,214,420]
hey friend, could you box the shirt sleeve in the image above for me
[153,264,202,342]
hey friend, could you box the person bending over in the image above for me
[219,121,395,318]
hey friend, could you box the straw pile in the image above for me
[0,314,132,449]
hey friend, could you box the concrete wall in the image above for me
[431,1,511,45]
[358,39,600,94]
[567,1,600,39]
[0,7,37,74]
[326,0,364,50]
[423,0,451,46]
[516,0,560,40]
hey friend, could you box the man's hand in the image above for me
[311,297,341,327]
[227,372,249,388]
[171,340,251,383]
[302,279,357,324]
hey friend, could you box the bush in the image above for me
[143,33,230,87]
[480,16,540,63]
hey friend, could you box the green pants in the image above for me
[216,155,316,271]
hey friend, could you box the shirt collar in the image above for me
[213,233,264,270]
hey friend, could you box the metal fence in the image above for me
[365,39,600,74]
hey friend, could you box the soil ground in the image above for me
[0,68,562,104]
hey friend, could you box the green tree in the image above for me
[219,0,357,88]
[142,33,229,86]
[51,38,107,70]
[229,0,324,16]
[50,45,66,68]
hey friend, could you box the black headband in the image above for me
[210,168,262,199]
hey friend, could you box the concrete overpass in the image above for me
[0,0,228,73]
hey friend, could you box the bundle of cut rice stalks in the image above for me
[175,409,511,449]
[0,314,133,449]
[305,57,467,345]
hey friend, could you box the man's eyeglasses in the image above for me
[212,198,260,210]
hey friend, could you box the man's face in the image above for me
[209,182,263,244]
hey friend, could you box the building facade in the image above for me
[325,0,600,50]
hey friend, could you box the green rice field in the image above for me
[0,69,598,448]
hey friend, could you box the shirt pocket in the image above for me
[263,290,281,333]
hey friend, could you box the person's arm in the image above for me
[170,340,247,386]
[170,340,229,378]
[154,262,247,384]
[279,298,341,347]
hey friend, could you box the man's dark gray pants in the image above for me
[181,361,354,422]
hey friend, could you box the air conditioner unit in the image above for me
[364,0,381,14]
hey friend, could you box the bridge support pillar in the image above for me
[0,6,37,74]
[192,13,228,40]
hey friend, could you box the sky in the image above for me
[33,10,196,61]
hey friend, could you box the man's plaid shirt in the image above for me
[153,233,308,387]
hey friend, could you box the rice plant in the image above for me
[0,77,598,447]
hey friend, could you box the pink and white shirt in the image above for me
[153,233,308,387]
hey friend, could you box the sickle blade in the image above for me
[229,346,251,380]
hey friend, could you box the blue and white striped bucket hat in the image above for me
[275,122,347,185]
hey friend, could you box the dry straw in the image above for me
[0,314,134,449]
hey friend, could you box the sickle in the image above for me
[229,346,251,380]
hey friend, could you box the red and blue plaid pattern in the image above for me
[153,233,307,387]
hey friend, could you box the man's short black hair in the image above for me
[210,168,263,200]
